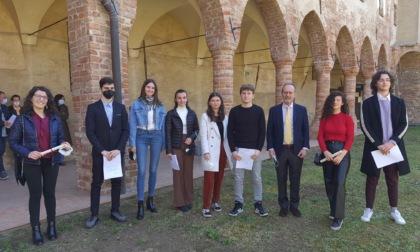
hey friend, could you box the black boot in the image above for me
[137,201,144,220]
[32,225,43,246]
[47,221,57,240]
[147,196,157,213]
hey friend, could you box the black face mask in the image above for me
[103,90,115,99]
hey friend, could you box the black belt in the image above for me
[283,144,294,149]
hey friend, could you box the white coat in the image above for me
[200,113,233,172]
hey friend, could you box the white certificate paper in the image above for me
[103,154,123,180]
[6,115,16,128]
[371,145,404,169]
[170,154,180,171]
[235,148,255,170]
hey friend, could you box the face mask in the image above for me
[13,101,20,107]
[2,98,7,105]
[58,99,65,105]
[103,90,115,99]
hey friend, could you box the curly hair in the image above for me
[21,86,57,116]
[206,92,225,123]
[370,70,395,95]
[321,91,349,119]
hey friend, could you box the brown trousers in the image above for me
[365,164,399,208]
[202,143,227,209]
[172,136,194,207]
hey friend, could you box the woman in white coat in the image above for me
[200,92,232,217]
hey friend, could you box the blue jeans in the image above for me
[135,129,163,201]
[0,137,6,172]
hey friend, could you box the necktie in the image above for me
[106,104,112,127]
[285,106,292,144]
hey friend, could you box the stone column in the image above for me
[274,61,293,104]
[343,70,358,129]
[66,0,137,191]
[311,60,333,138]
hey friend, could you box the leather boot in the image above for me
[32,225,43,246]
[147,196,157,213]
[137,201,144,220]
[47,221,57,240]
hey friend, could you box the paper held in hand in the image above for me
[170,155,180,171]
[371,144,404,169]
[235,148,255,170]
[103,154,123,180]
[320,150,343,163]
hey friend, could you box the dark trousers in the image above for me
[172,135,194,207]
[365,164,399,208]
[322,141,350,219]
[276,148,303,209]
[0,137,5,172]
[202,143,227,209]
[90,154,123,215]
[24,158,59,226]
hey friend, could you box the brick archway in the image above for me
[360,37,375,98]
[378,44,388,70]
[397,51,420,125]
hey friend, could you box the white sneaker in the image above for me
[391,210,406,225]
[361,208,373,222]
[202,209,212,218]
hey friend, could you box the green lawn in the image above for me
[1,127,419,251]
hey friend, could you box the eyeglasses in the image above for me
[33,94,49,101]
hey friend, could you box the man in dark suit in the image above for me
[360,70,410,225]
[267,83,310,217]
[0,91,11,180]
[84,77,129,228]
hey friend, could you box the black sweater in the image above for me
[227,104,266,151]
[165,107,199,154]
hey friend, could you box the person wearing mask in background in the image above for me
[200,92,232,217]
[9,86,70,245]
[165,89,199,212]
[317,91,354,231]
[266,83,310,218]
[360,70,410,225]
[0,91,11,180]
[8,94,21,116]
[129,79,166,220]
[84,77,129,229]
[54,94,72,166]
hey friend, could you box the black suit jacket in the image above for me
[360,94,410,176]
[85,99,129,156]
[267,103,310,155]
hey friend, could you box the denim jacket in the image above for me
[129,99,166,147]
[8,114,65,166]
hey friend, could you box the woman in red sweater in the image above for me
[317,91,354,231]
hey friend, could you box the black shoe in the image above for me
[229,201,243,217]
[331,218,343,231]
[85,215,99,229]
[254,201,268,217]
[110,211,127,222]
[146,196,158,213]
[59,162,66,166]
[290,208,302,217]
[137,201,144,220]
[178,206,188,212]
[0,171,9,180]
[279,208,288,217]
[185,205,192,211]
[47,221,57,240]
[32,225,44,246]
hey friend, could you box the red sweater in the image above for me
[317,112,354,152]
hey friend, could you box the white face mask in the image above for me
[13,101,20,107]
[1,98,7,105]
[58,99,65,105]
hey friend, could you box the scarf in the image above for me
[141,97,156,125]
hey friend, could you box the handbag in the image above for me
[313,151,325,167]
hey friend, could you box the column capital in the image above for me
[313,60,334,73]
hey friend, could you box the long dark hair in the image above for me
[206,92,225,122]
[138,79,162,105]
[370,70,395,95]
[173,89,189,109]
[21,86,57,116]
[321,91,349,119]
